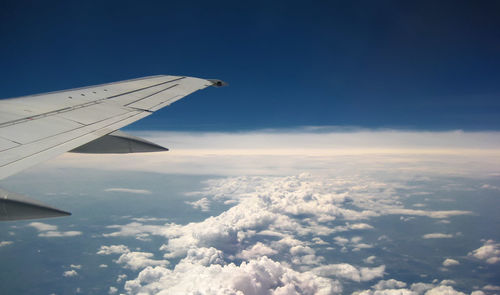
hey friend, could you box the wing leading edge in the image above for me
[0,75,225,220]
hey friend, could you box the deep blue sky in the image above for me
[1,0,499,131]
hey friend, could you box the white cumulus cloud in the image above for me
[97,245,130,255]
[442,259,460,267]
[311,264,385,282]
[91,170,497,294]
[63,270,78,277]
[469,240,500,264]
[238,242,278,260]
[116,251,169,270]
[372,279,407,290]
[124,256,341,295]
[108,286,118,294]
[364,256,377,264]
[185,197,211,211]
[424,285,466,295]
[355,280,468,295]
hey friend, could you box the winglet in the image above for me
[0,188,71,221]
[207,79,228,87]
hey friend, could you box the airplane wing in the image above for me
[0,75,225,221]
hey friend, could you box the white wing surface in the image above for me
[0,75,223,220]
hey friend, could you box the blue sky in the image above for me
[1,0,499,130]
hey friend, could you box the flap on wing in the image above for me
[0,188,70,221]
[69,130,168,154]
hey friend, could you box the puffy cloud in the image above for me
[333,236,349,246]
[116,251,169,270]
[103,175,471,258]
[124,256,341,295]
[28,222,82,238]
[97,245,168,270]
[98,174,483,294]
[440,280,456,285]
[289,245,324,266]
[333,236,373,252]
[424,285,466,295]
[360,266,387,281]
[483,285,500,291]
[311,264,385,282]
[0,241,13,247]
[331,223,374,233]
[355,280,468,295]
[104,188,152,194]
[238,242,278,260]
[312,237,328,245]
[185,197,211,211]
[423,233,454,239]
[108,286,118,294]
[183,247,225,266]
[70,264,82,269]
[116,274,127,282]
[364,256,377,264]
[63,270,78,277]
[410,282,436,294]
[97,245,130,255]
[99,264,108,268]
[372,279,407,290]
[442,259,459,267]
[468,240,500,264]
[102,222,165,241]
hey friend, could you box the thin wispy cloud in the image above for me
[28,222,82,238]
[422,233,454,239]
[104,188,152,195]
[0,241,13,247]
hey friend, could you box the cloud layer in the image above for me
[29,129,497,294]
[42,130,500,177]
[94,172,486,294]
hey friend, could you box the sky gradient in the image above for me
[1,2,500,294]
[1,0,499,131]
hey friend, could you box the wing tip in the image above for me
[207,79,228,87]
